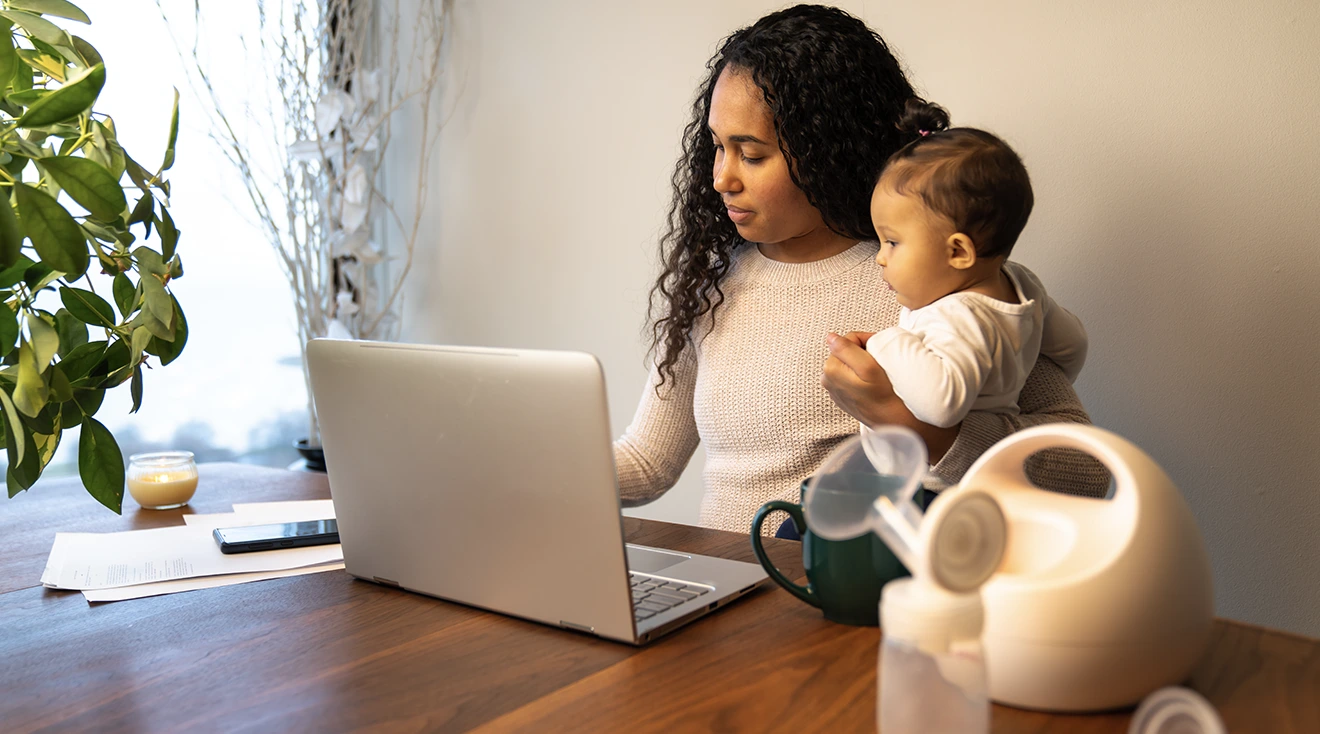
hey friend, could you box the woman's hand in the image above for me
[821,331,960,462]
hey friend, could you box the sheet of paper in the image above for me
[42,524,343,591]
[232,499,336,519]
[181,512,240,527]
[82,561,346,602]
[183,499,336,529]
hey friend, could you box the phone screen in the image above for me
[217,519,338,544]
[213,519,339,553]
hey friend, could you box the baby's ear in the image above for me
[947,233,977,270]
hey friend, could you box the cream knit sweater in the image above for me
[614,241,1106,534]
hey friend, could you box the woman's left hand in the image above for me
[821,331,960,461]
[821,331,892,419]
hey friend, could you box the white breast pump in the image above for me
[804,423,1215,713]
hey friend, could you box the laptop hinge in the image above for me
[373,576,401,587]
[559,620,595,634]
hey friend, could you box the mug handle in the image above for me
[750,500,818,608]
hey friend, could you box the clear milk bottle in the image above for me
[799,426,1001,733]
[878,577,989,734]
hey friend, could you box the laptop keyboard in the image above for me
[630,572,711,622]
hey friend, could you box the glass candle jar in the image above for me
[126,451,200,510]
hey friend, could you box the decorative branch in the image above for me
[160,0,449,446]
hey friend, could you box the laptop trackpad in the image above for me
[626,545,691,574]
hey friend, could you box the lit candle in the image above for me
[126,452,199,510]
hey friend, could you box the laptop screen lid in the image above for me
[307,339,637,642]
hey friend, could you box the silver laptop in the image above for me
[306,339,768,644]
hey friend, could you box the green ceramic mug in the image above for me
[750,479,933,626]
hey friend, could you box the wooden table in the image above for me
[2,463,1316,733]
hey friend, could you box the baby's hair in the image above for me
[878,99,1034,259]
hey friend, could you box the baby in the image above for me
[864,100,1087,432]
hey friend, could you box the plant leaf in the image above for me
[70,34,100,67]
[145,293,186,365]
[35,422,60,470]
[132,245,167,276]
[53,307,86,357]
[58,285,115,327]
[132,305,171,341]
[156,208,178,259]
[27,312,58,372]
[57,338,104,382]
[40,156,126,221]
[13,339,48,417]
[91,120,125,180]
[10,51,32,93]
[127,192,153,225]
[0,385,26,466]
[17,61,103,128]
[23,260,61,292]
[162,87,179,171]
[0,10,68,46]
[91,336,128,387]
[19,397,54,433]
[0,255,35,289]
[14,183,88,277]
[2,148,30,180]
[7,0,90,24]
[47,361,72,401]
[5,88,47,106]
[67,386,101,422]
[128,323,150,367]
[0,188,22,268]
[0,302,17,358]
[123,153,151,193]
[78,416,123,514]
[7,424,39,490]
[111,272,136,318]
[139,274,172,329]
[129,363,142,413]
[27,36,75,65]
[0,22,18,88]
[16,48,65,82]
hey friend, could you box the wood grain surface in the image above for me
[2,464,1315,733]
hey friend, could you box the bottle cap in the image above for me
[923,489,1007,593]
[1128,687,1225,734]
[880,576,983,652]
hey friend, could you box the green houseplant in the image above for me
[0,0,185,512]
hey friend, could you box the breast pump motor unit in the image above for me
[803,424,1215,712]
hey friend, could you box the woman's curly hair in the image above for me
[648,4,918,391]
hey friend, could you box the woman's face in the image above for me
[708,67,849,261]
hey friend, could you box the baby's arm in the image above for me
[1010,263,1088,382]
[865,307,995,428]
[1039,295,1088,382]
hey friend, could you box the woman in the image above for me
[613,5,1105,534]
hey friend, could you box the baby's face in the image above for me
[871,186,958,310]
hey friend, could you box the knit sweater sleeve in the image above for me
[612,347,701,507]
[931,355,1111,497]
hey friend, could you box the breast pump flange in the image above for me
[804,424,1215,713]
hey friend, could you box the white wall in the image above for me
[398,0,1320,637]
[399,0,864,527]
